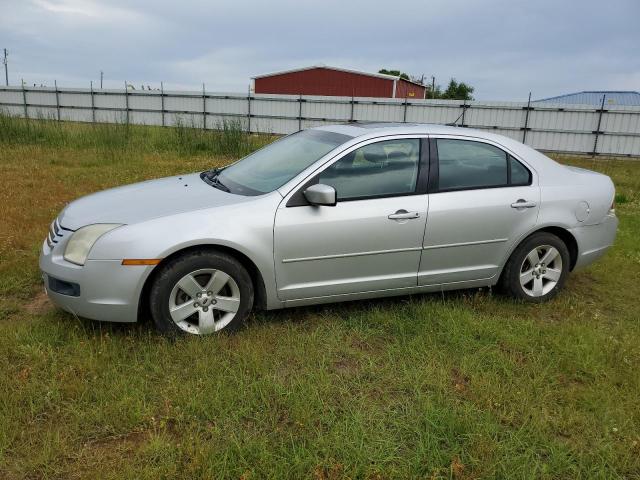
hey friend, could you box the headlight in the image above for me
[64,224,122,265]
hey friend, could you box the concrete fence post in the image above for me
[298,94,303,131]
[403,97,408,122]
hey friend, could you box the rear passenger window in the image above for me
[436,139,508,190]
[510,156,532,185]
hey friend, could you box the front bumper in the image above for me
[570,213,618,270]
[39,239,153,323]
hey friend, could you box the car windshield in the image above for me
[215,130,352,196]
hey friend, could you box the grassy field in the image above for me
[0,117,639,479]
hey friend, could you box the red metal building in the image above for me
[252,66,426,99]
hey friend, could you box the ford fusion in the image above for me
[41,124,618,335]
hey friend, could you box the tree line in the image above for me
[379,69,475,100]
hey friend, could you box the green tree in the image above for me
[440,78,474,100]
[378,70,476,99]
[378,69,410,81]
[428,84,443,99]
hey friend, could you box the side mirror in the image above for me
[304,184,337,206]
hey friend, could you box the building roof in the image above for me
[252,65,426,87]
[534,91,640,106]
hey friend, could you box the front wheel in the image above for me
[501,232,570,302]
[149,250,254,335]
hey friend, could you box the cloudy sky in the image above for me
[1,0,638,100]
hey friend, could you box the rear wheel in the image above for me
[501,232,570,302]
[149,250,253,335]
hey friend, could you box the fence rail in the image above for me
[1,86,639,156]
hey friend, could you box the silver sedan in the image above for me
[40,123,618,335]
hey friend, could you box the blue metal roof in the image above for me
[533,91,640,106]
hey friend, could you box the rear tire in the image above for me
[501,232,570,303]
[149,250,254,336]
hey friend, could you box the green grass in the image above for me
[0,115,639,479]
[0,110,261,158]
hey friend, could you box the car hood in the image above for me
[58,173,255,230]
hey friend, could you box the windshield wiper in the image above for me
[200,168,230,192]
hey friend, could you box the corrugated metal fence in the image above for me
[1,85,639,156]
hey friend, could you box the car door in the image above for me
[418,137,540,286]
[274,137,429,301]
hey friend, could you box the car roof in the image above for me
[314,122,533,155]
[315,122,499,140]
[312,122,570,180]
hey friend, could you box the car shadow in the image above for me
[253,287,497,327]
[62,287,497,338]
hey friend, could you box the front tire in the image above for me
[501,232,570,302]
[149,250,254,335]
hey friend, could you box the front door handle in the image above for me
[511,199,537,209]
[388,210,420,220]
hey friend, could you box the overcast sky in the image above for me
[1,0,638,100]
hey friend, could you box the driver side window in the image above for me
[317,139,420,201]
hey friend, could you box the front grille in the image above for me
[46,218,71,249]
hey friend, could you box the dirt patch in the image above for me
[498,341,528,365]
[451,367,471,394]
[566,271,602,302]
[450,456,466,478]
[84,430,148,451]
[54,430,151,478]
[557,373,587,388]
[333,355,360,375]
[16,366,31,382]
[313,461,345,480]
[349,335,385,353]
[24,290,54,315]
[0,301,21,321]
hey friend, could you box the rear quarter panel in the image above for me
[538,168,615,228]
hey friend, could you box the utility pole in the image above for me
[100,70,103,89]
[431,76,436,99]
[3,49,8,86]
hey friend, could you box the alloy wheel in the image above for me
[519,245,563,297]
[168,268,240,334]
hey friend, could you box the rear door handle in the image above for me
[388,210,420,220]
[511,199,537,209]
